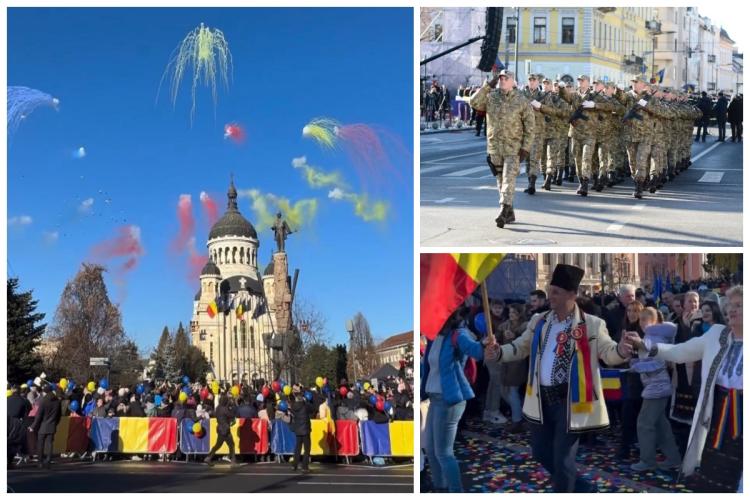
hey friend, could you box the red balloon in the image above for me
[339,386,348,397]
[271,381,281,393]
[199,388,209,400]
[262,386,271,398]
[376,400,385,412]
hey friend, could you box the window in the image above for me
[534,17,547,44]
[543,254,551,266]
[234,326,238,349]
[200,330,207,341]
[588,254,594,271]
[506,17,516,44]
[562,17,574,44]
[210,342,214,359]
[250,326,255,349]
[241,320,246,349]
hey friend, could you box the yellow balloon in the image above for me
[7,389,13,397]
[230,386,240,397]
[363,382,371,390]
[275,393,281,401]
[59,378,68,390]
[179,392,188,402]
[283,385,292,396]
[315,376,323,388]
[87,381,96,392]
[211,383,220,394]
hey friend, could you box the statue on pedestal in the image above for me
[272,212,293,253]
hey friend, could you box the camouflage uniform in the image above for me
[469,80,535,222]
[538,90,572,183]
[590,89,623,190]
[521,85,545,181]
[619,85,672,198]
[564,84,599,195]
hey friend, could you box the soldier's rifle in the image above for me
[569,88,602,125]
[622,89,658,123]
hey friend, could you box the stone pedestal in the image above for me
[273,252,293,334]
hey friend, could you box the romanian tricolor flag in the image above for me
[236,300,245,320]
[600,368,624,401]
[89,417,177,453]
[207,300,218,319]
[420,253,505,340]
[712,388,742,449]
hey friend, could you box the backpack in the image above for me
[451,330,478,385]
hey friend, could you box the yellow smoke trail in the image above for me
[159,23,232,124]
[291,156,346,189]
[241,189,318,230]
[328,188,388,222]
[301,117,340,149]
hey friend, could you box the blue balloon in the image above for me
[181,386,192,395]
[322,386,330,395]
[99,378,109,390]
[304,391,313,402]
[136,384,145,395]
[279,401,289,412]
[26,379,34,387]
[369,395,377,405]
[355,382,362,391]
[69,400,80,412]
[68,380,76,391]
[474,312,487,337]
[384,401,392,412]
[182,375,190,385]
[154,395,163,406]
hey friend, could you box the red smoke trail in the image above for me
[200,191,219,226]
[224,123,247,144]
[187,237,208,281]
[337,123,404,189]
[172,194,195,252]
[92,225,144,264]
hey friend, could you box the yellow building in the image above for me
[501,7,657,86]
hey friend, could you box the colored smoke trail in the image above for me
[328,188,388,222]
[200,191,219,225]
[239,189,318,231]
[302,117,340,149]
[91,225,145,274]
[7,86,59,137]
[223,123,246,144]
[158,23,233,124]
[173,194,195,252]
[187,237,208,281]
[291,156,345,188]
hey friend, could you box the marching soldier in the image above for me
[469,69,535,228]
[589,79,622,192]
[521,74,545,194]
[532,77,572,190]
[563,75,598,196]
[647,85,673,193]
[604,83,627,186]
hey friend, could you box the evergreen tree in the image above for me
[173,322,190,376]
[7,278,46,383]
[151,326,176,381]
[334,344,348,385]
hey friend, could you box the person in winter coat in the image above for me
[8,387,30,467]
[204,394,237,466]
[713,92,729,141]
[290,387,314,472]
[728,94,742,142]
[29,384,62,469]
[695,91,713,142]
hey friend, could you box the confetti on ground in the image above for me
[430,418,695,493]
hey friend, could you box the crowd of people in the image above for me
[425,72,743,229]
[421,264,742,493]
[8,374,413,470]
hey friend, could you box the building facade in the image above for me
[190,178,279,384]
[375,331,413,368]
[535,253,640,294]
[638,254,706,287]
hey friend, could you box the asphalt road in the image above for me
[7,461,413,493]
[420,127,742,247]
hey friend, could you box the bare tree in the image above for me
[293,297,329,348]
[347,312,379,381]
[47,264,128,382]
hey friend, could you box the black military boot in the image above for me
[633,179,644,199]
[594,174,605,192]
[523,175,537,195]
[576,178,589,196]
[555,168,564,185]
[507,206,516,223]
[648,175,657,193]
[542,174,553,191]
[495,204,513,228]
[606,171,616,187]
[658,171,666,189]
[667,167,676,181]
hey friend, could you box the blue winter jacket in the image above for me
[421,327,484,406]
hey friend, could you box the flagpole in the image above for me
[480,280,494,340]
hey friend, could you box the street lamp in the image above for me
[346,319,357,381]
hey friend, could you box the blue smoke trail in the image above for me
[7,86,59,136]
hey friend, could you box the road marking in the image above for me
[10,469,413,478]
[698,172,725,183]
[421,164,461,174]
[422,197,470,204]
[690,141,722,163]
[422,151,483,164]
[442,166,487,177]
[632,203,646,210]
[298,482,411,486]
[606,223,624,232]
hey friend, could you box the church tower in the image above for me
[191,177,277,384]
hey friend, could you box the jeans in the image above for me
[636,397,681,466]
[424,392,466,492]
[530,396,593,492]
[37,433,54,465]
[500,385,523,423]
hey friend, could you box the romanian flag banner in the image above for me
[207,300,218,319]
[89,417,177,453]
[420,253,505,340]
[235,300,245,319]
[600,368,624,401]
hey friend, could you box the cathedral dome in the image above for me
[263,260,274,276]
[207,176,258,240]
[200,258,221,276]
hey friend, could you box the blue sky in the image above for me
[7,8,413,353]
